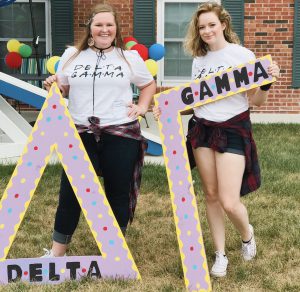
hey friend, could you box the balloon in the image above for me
[54,60,60,72]
[125,41,137,50]
[7,39,21,53]
[123,36,138,44]
[131,44,148,61]
[19,44,32,58]
[5,52,22,69]
[149,43,165,61]
[145,59,158,76]
[46,56,60,74]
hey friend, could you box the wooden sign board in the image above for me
[154,55,275,291]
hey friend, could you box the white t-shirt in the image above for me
[192,43,256,122]
[57,47,153,126]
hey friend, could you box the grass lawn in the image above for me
[0,124,299,291]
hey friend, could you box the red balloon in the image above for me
[5,52,22,69]
[123,36,138,44]
[131,44,149,61]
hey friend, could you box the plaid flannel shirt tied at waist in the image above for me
[187,110,261,196]
[76,117,148,223]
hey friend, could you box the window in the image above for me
[157,0,221,87]
[133,0,155,47]
[0,0,51,74]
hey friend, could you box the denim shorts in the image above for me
[201,130,245,156]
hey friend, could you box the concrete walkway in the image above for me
[250,113,300,123]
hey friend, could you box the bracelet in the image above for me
[260,83,272,91]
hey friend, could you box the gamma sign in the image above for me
[154,55,275,291]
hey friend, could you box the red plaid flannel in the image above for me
[77,119,147,222]
[187,110,261,196]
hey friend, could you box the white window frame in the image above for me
[157,0,221,87]
[0,0,51,56]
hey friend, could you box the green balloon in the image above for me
[125,41,137,49]
[19,44,32,58]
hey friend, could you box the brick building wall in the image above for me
[73,0,133,46]
[73,0,300,114]
[245,0,300,113]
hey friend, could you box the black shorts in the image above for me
[186,118,245,169]
[201,129,245,155]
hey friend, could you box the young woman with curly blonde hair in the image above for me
[154,1,280,277]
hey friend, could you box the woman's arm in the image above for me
[247,87,268,107]
[127,80,156,119]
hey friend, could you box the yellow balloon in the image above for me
[145,59,158,76]
[7,39,21,53]
[46,56,61,74]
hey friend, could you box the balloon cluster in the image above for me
[5,39,32,69]
[46,56,61,74]
[123,37,165,77]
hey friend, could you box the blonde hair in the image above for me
[183,2,240,57]
[63,3,127,69]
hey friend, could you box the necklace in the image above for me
[91,44,113,115]
[93,44,112,59]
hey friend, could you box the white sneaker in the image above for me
[241,224,256,261]
[41,248,66,258]
[211,251,228,277]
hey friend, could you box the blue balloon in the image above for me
[0,0,16,8]
[54,60,60,73]
[149,43,165,61]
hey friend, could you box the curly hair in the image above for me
[183,1,240,57]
